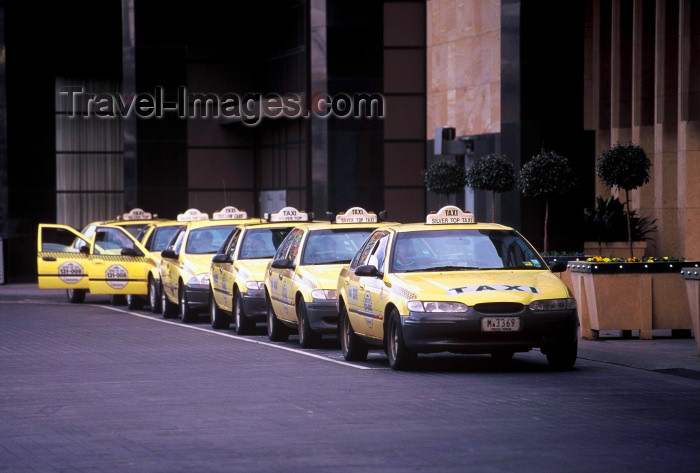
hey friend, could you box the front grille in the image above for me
[474,302,524,314]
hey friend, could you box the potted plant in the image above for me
[465,154,516,222]
[596,143,651,259]
[518,149,577,254]
[423,159,467,206]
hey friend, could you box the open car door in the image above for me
[87,225,151,296]
[37,224,91,291]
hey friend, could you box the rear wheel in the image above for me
[179,285,197,324]
[110,294,127,306]
[546,339,578,370]
[387,308,417,371]
[267,293,288,342]
[126,294,144,310]
[297,298,321,348]
[234,289,254,335]
[161,284,178,319]
[66,288,86,304]
[210,291,231,329]
[340,305,368,361]
[149,277,161,314]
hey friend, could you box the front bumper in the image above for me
[401,308,579,354]
[184,286,210,310]
[241,293,267,322]
[304,300,339,334]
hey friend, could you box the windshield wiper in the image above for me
[405,265,480,272]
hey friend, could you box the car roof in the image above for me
[185,218,265,230]
[386,222,515,233]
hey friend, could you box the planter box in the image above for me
[569,261,699,340]
[583,241,647,258]
[681,268,700,354]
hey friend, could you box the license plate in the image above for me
[481,317,521,332]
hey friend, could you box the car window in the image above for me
[172,229,186,254]
[147,225,183,252]
[225,229,242,258]
[351,231,383,270]
[239,227,293,260]
[390,229,545,272]
[371,232,390,273]
[301,228,374,265]
[185,226,235,255]
[93,227,135,255]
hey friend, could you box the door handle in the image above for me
[278,273,283,280]
[344,279,349,285]
[359,283,365,290]
[41,256,56,262]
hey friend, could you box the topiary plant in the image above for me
[423,159,467,205]
[519,149,577,253]
[596,143,651,258]
[465,154,516,222]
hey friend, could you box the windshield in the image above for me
[301,228,374,265]
[239,227,293,260]
[117,223,149,238]
[391,229,545,272]
[185,226,235,255]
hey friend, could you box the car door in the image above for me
[87,226,151,296]
[349,231,390,340]
[160,228,186,303]
[37,224,91,290]
[211,228,241,312]
[268,227,303,322]
[343,230,384,336]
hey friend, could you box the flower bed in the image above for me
[568,260,699,340]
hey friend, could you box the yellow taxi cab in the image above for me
[209,206,312,333]
[159,207,263,323]
[37,220,153,303]
[264,207,387,347]
[124,219,183,312]
[336,205,579,371]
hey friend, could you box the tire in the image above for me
[179,285,197,324]
[161,283,178,319]
[387,308,417,371]
[546,339,578,370]
[234,288,254,335]
[149,277,162,314]
[126,294,144,310]
[210,291,231,329]
[110,294,127,306]
[490,350,515,362]
[66,288,86,304]
[297,297,321,348]
[340,304,368,361]
[267,293,288,342]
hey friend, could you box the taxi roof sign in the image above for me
[265,206,309,222]
[177,208,209,222]
[335,207,378,224]
[120,208,153,221]
[213,206,248,220]
[426,206,475,224]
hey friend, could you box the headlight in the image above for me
[187,273,210,288]
[311,289,338,301]
[245,281,265,297]
[407,301,469,313]
[529,298,576,311]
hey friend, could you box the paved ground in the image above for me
[1,284,699,473]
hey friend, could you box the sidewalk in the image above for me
[2,283,699,379]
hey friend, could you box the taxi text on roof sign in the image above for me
[266,206,309,222]
[213,206,248,220]
[120,208,153,221]
[335,207,378,224]
[177,208,209,222]
[426,205,476,224]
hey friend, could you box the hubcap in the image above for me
[150,281,157,307]
[235,296,242,327]
[390,322,398,360]
[342,316,349,351]
[210,298,216,323]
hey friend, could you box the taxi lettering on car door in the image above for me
[37,224,150,295]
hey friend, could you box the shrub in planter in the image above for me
[519,149,577,253]
[583,196,656,247]
[423,159,467,205]
[465,154,516,222]
[596,143,651,258]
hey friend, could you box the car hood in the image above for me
[393,270,569,304]
[234,259,271,282]
[183,254,216,275]
[298,263,347,290]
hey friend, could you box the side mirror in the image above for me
[161,248,178,260]
[271,258,293,269]
[212,253,232,264]
[79,245,90,255]
[121,247,144,257]
[549,261,567,273]
[355,264,379,278]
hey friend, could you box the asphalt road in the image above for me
[2,290,699,473]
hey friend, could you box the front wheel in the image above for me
[66,288,86,304]
[234,289,254,335]
[210,291,231,329]
[180,286,197,324]
[267,294,288,342]
[149,277,161,314]
[387,309,417,371]
[297,299,321,348]
[545,339,578,370]
[340,305,368,361]
[161,284,178,319]
[126,294,144,310]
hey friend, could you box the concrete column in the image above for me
[611,0,633,146]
